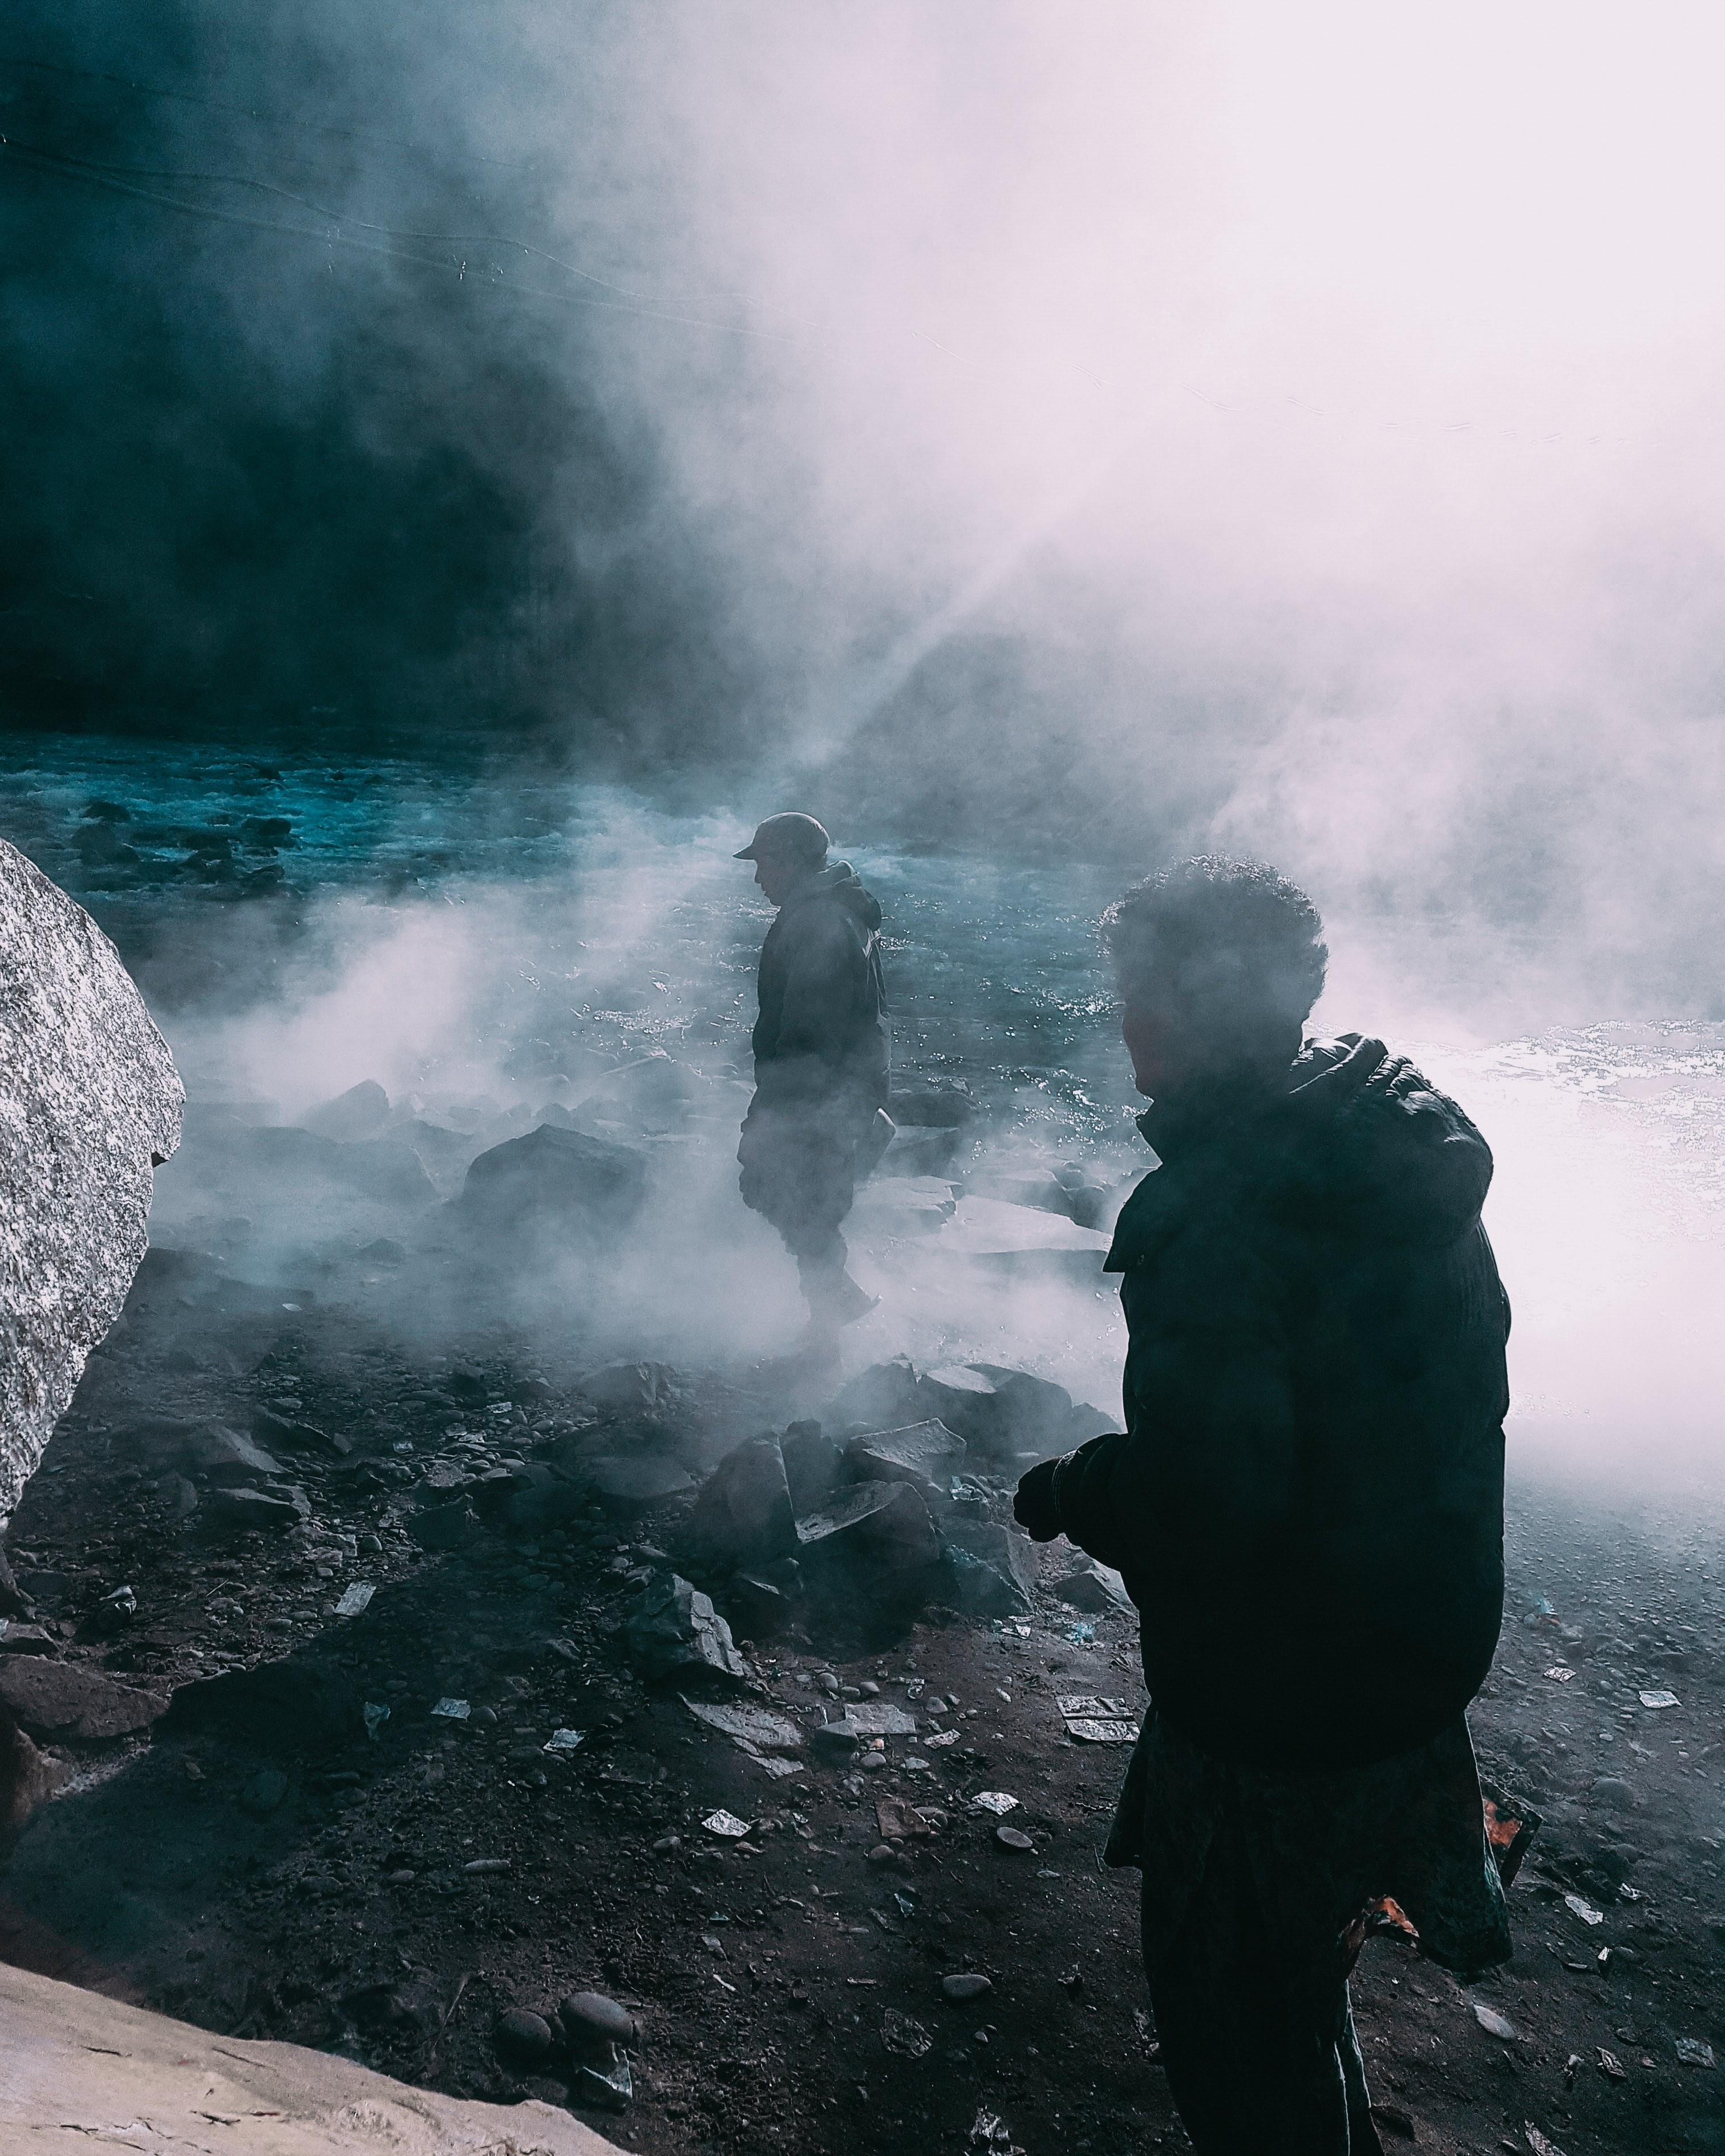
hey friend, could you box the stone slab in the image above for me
[0,1960,617,2153]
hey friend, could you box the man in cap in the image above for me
[1014,856,1515,2156]
[735,813,890,1336]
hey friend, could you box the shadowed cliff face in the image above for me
[0,3,775,767]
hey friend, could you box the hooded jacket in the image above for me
[750,860,888,1113]
[1047,1035,1510,1772]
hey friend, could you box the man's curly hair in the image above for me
[1100,856,1328,1030]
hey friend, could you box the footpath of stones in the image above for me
[1,1287,1722,2156]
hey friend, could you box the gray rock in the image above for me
[940,1523,1035,1619]
[0,1623,56,1657]
[558,1990,639,2050]
[690,1437,796,1569]
[625,1572,748,1684]
[0,839,183,1530]
[579,1360,683,1416]
[0,1657,166,1742]
[115,1419,282,1485]
[302,1080,390,1144]
[941,1973,993,2003]
[460,1124,646,1244]
[410,1500,477,1550]
[157,1473,199,1519]
[250,1408,353,1459]
[796,1480,942,1576]
[161,1660,364,1754]
[494,2007,558,2062]
[1589,1776,1635,1811]
[195,1486,309,1538]
[781,1421,840,1513]
[582,1456,695,1509]
[1055,1559,1133,1613]
[944,1364,1074,1458]
[845,1420,967,1503]
[828,1357,925,1433]
[888,1077,975,1129]
[241,1767,289,1815]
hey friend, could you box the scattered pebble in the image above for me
[995,1826,1035,1853]
[942,1973,993,2002]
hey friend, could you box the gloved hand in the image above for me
[1013,1458,1063,1542]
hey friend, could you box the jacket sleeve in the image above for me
[1048,1231,1299,1578]
[754,910,869,1105]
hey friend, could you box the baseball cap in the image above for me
[734,812,831,864]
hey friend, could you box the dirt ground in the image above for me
[2,1276,1721,2156]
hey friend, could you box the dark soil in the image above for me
[2,1283,1721,2156]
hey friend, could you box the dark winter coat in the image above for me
[1047,1035,1511,1772]
[750,861,888,1113]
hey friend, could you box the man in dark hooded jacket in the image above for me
[1014,857,1514,2156]
[735,813,890,1333]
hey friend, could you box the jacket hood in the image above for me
[787,858,882,933]
[1287,1032,1494,1243]
[1110,1031,1493,1270]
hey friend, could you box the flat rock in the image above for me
[0,839,183,1527]
[0,1962,617,2154]
[0,1658,166,1741]
[683,1699,804,1755]
[795,1479,942,1575]
[940,1521,1037,1616]
[0,1623,58,1656]
[845,1420,967,1502]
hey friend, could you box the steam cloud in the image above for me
[7,4,1725,1013]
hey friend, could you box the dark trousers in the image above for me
[1143,1813,1384,2156]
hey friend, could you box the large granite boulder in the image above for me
[0,840,183,1534]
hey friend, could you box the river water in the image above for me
[4,735,1722,1506]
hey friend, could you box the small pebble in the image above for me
[859,1752,889,1774]
[867,1844,897,1863]
[860,1680,881,1697]
[471,1705,499,1727]
[942,1973,993,2003]
[652,1835,682,1855]
[996,1826,1035,1852]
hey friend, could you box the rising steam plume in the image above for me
[5,5,1725,1014]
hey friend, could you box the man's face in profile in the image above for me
[754,846,808,906]
[1121,990,1186,1098]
